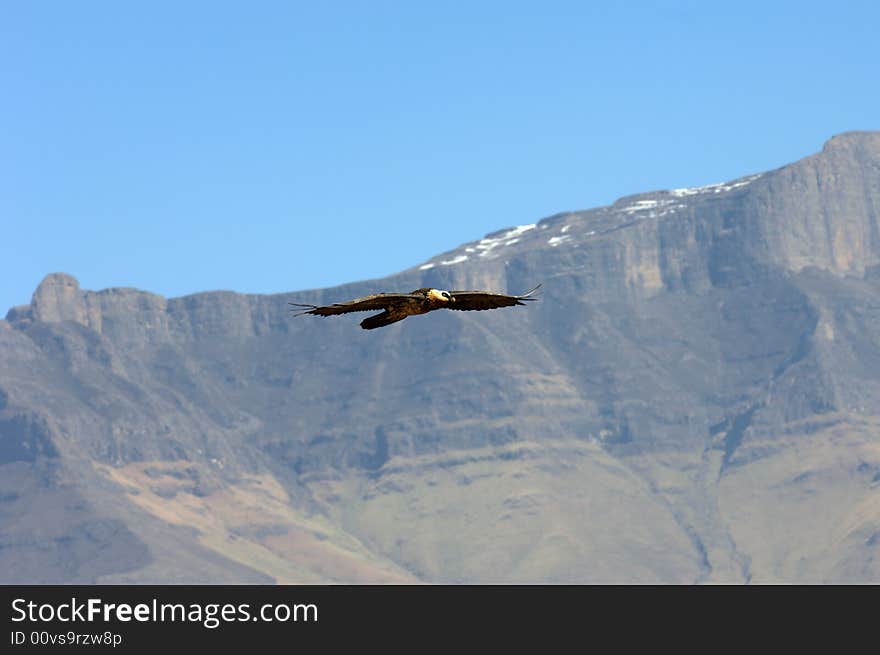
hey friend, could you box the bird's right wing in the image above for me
[289,292,416,317]
[447,284,541,311]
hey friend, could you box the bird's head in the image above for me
[427,288,454,303]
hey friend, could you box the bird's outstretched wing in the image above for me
[289,292,416,317]
[447,284,541,311]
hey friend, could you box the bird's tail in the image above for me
[360,311,406,330]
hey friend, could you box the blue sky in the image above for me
[2,1,877,312]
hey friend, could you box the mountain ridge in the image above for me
[2,131,879,583]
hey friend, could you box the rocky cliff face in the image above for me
[2,132,879,583]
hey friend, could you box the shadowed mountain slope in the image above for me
[2,131,880,583]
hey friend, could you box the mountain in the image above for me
[2,131,880,583]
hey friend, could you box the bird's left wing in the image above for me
[289,292,415,317]
[447,284,541,311]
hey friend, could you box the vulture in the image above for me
[289,284,540,330]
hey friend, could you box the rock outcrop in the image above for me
[2,132,879,583]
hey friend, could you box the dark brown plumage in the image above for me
[289,285,540,330]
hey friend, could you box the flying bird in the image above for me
[289,284,540,330]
